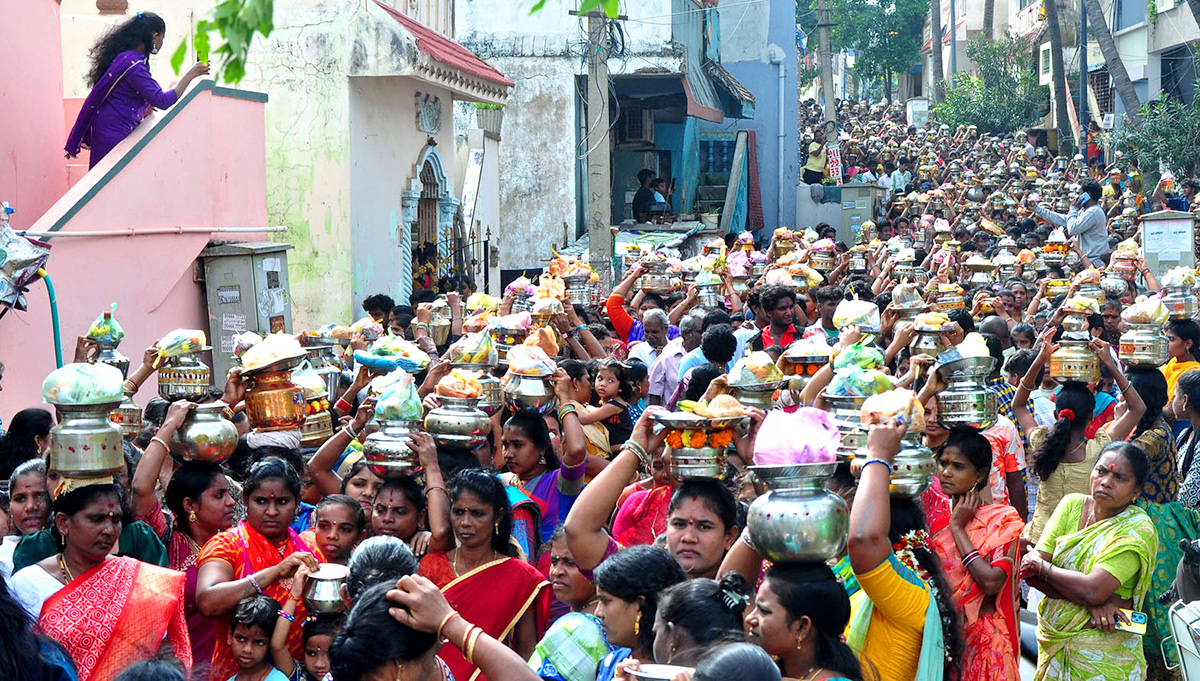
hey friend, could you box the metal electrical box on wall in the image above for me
[200,242,293,385]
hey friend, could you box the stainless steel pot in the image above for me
[425,396,491,451]
[1162,285,1198,320]
[169,403,238,463]
[502,372,558,414]
[696,283,722,308]
[850,435,936,497]
[1120,323,1169,367]
[728,382,780,412]
[51,402,125,477]
[563,274,592,305]
[109,392,142,441]
[746,463,849,562]
[935,356,998,429]
[362,420,422,477]
[302,563,350,614]
[158,352,212,401]
[639,272,673,295]
[93,342,130,379]
[823,393,868,460]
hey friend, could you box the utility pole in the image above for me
[817,0,836,128]
[585,11,613,290]
[948,0,957,89]
[1078,3,1089,154]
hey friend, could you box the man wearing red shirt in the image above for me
[754,285,798,350]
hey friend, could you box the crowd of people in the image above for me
[2,98,1200,681]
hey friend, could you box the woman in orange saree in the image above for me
[8,481,191,681]
[196,458,319,680]
[419,470,551,681]
[931,430,1026,680]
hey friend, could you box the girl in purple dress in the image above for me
[65,12,209,168]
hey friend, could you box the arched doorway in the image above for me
[413,160,441,291]
[399,145,459,304]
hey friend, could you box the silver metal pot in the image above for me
[850,435,936,498]
[50,402,124,477]
[823,393,868,460]
[158,351,212,401]
[489,327,530,370]
[169,403,238,463]
[425,396,491,451]
[746,463,849,562]
[362,420,422,477]
[639,272,673,295]
[728,382,780,412]
[935,356,998,430]
[109,392,142,441]
[563,274,592,305]
[93,342,130,379]
[1120,323,1169,367]
[696,283,722,308]
[302,563,350,614]
[502,372,558,414]
[1162,285,1198,320]
[304,339,344,399]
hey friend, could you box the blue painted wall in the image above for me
[699,0,800,237]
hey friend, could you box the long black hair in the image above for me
[655,573,749,652]
[345,536,419,602]
[889,498,963,672]
[1126,368,1169,437]
[1168,319,1200,363]
[762,562,863,681]
[448,468,514,556]
[165,462,225,534]
[0,576,76,680]
[1032,381,1095,481]
[691,643,781,681]
[0,409,52,480]
[86,12,166,88]
[593,546,688,655]
[330,582,438,680]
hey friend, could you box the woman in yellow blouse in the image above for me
[847,417,962,681]
[1162,319,1200,400]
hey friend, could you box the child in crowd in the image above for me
[272,566,342,681]
[574,358,635,450]
[300,494,366,565]
[229,594,290,681]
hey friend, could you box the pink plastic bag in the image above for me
[752,408,840,466]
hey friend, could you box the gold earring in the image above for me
[538,455,547,465]
[188,510,197,524]
[633,613,641,638]
[796,633,804,650]
[494,521,500,533]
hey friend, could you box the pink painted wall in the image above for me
[0,0,70,231]
[2,87,269,420]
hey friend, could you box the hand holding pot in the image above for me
[160,400,197,434]
[290,563,313,600]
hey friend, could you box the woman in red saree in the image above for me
[196,457,319,681]
[419,469,551,681]
[8,481,191,681]
[930,429,1025,679]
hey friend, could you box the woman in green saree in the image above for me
[1020,441,1160,680]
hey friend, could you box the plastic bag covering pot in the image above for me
[827,367,893,397]
[728,351,784,387]
[42,362,124,405]
[860,388,926,431]
[833,343,885,371]
[241,333,305,372]
[155,330,206,363]
[291,364,328,399]
[373,369,423,422]
[523,326,560,357]
[232,331,263,358]
[447,332,497,366]
[0,224,50,311]
[506,345,556,376]
[832,299,880,331]
[86,303,125,344]
[1122,296,1169,325]
[753,408,840,466]
[436,369,483,398]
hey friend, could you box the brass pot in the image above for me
[169,403,238,463]
[1050,340,1100,382]
[1045,279,1071,299]
[50,402,124,477]
[244,369,308,431]
[108,392,142,441]
[810,251,836,272]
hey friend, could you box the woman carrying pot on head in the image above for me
[1162,319,1200,400]
[500,404,587,549]
[590,545,688,681]
[371,466,452,560]
[1013,328,1144,545]
[1020,442,1159,679]
[929,429,1025,679]
[1116,368,1178,503]
[847,418,963,681]
[418,469,552,681]
[130,401,237,681]
[614,573,751,679]
[1171,369,1200,508]
[66,12,210,168]
[528,526,614,681]
[9,481,191,681]
[2,459,51,579]
[196,457,320,680]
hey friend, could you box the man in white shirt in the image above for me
[628,309,670,368]
[890,158,913,195]
[648,314,702,405]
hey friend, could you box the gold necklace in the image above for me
[57,553,74,583]
[801,666,821,681]
[452,548,496,576]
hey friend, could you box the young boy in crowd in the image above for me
[229,594,290,681]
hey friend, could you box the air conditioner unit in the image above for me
[621,108,655,146]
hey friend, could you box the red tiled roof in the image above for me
[374,1,514,88]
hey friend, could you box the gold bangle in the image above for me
[150,436,170,451]
[1020,381,1036,392]
[436,611,461,640]
[464,626,483,664]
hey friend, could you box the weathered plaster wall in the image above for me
[0,0,69,231]
[349,76,455,306]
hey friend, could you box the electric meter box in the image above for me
[200,242,293,385]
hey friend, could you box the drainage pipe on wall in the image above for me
[767,44,786,229]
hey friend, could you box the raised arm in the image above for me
[131,401,196,520]
[309,396,376,497]
[409,431,453,553]
[1096,339,1145,442]
[848,418,907,573]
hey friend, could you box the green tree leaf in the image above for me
[170,39,187,74]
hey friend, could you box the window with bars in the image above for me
[1091,71,1114,114]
